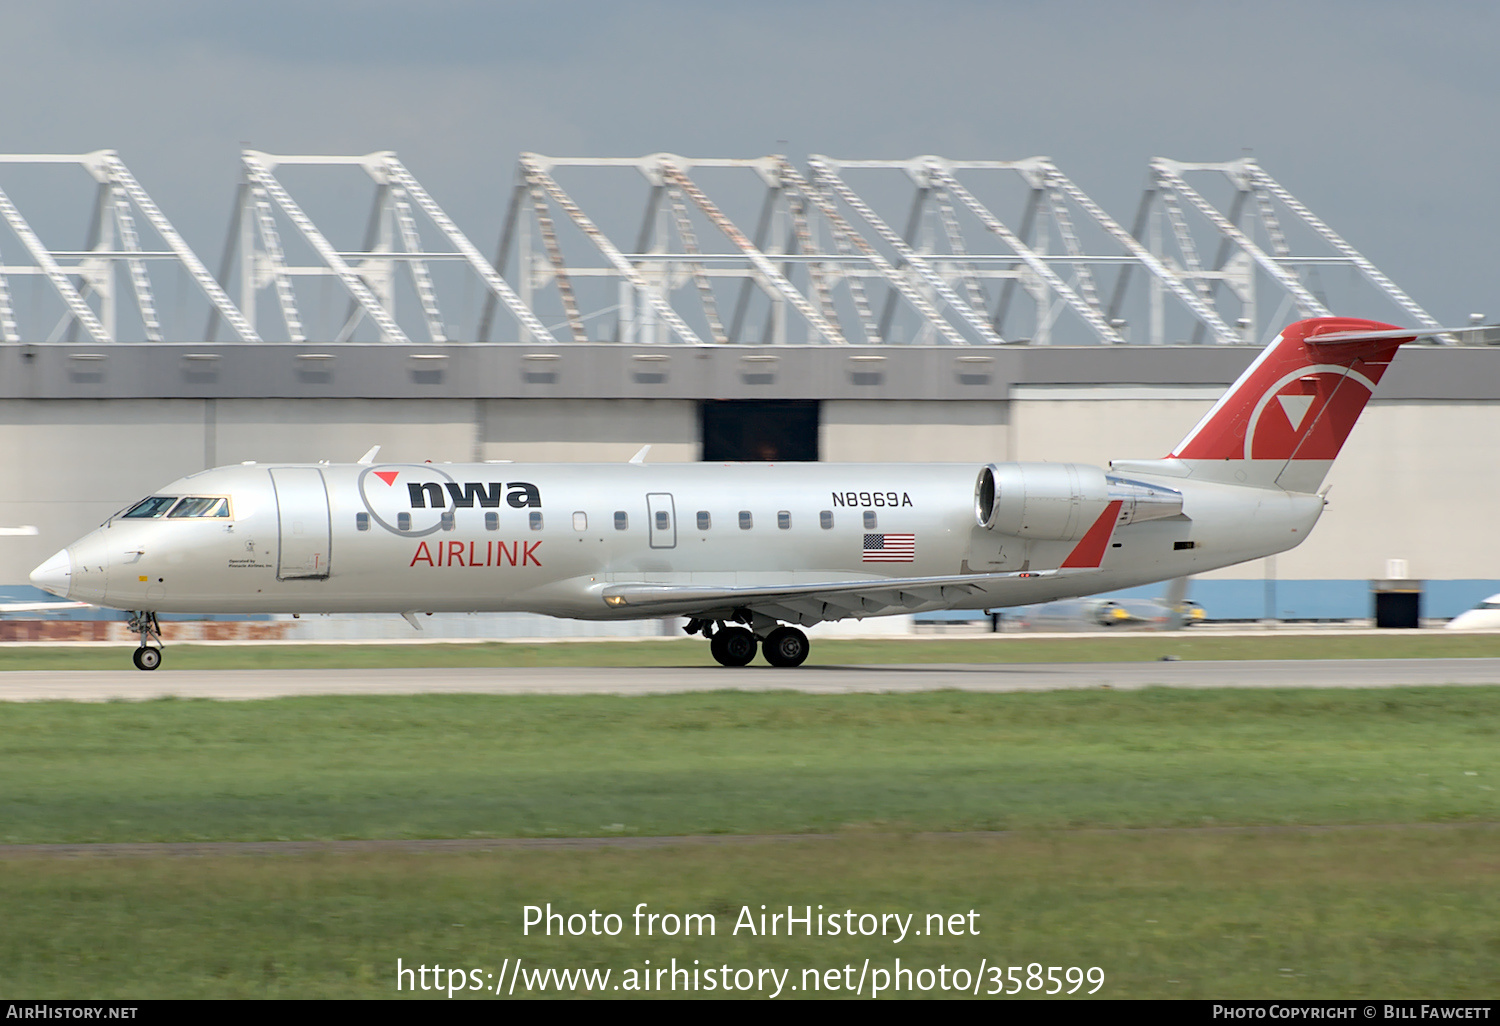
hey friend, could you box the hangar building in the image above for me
[1,150,1495,621]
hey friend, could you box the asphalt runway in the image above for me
[2,658,1499,701]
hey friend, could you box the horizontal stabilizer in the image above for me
[1306,324,1496,348]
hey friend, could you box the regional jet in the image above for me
[1445,594,1500,631]
[1013,578,1204,632]
[29,318,1456,669]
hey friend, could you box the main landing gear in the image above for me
[127,611,163,671]
[708,626,758,667]
[686,617,811,668]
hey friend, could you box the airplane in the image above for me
[1013,578,1204,632]
[1445,594,1500,630]
[28,316,1461,670]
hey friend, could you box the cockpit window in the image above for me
[167,497,230,518]
[123,496,179,518]
[123,495,231,519]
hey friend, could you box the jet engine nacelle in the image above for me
[973,462,1111,541]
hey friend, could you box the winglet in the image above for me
[401,610,422,631]
[629,445,651,465]
[357,445,381,465]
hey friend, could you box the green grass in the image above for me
[1,631,1499,670]
[3,830,1497,998]
[5,685,1497,999]
[2,689,1496,844]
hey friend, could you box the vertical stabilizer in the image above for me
[1165,317,1415,491]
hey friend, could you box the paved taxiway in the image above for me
[1,658,1498,701]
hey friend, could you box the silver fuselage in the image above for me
[41,460,1322,621]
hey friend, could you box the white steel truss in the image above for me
[0,150,1468,345]
[1138,158,1457,345]
[495,153,1399,346]
[219,151,555,344]
[0,151,257,343]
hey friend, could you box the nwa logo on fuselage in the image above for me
[358,465,543,538]
[406,481,540,509]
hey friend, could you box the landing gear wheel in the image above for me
[126,611,164,670]
[762,626,810,668]
[709,627,758,667]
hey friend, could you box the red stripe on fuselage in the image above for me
[1061,500,1124,569]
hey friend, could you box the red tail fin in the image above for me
[1167,317,1414,491]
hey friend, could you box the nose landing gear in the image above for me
[127,611,163,671]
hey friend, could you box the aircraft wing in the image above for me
[0,600,90,614]
[602,569,1077,625]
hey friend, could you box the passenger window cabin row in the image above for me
[357,509,881,532]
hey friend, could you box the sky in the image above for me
[0,0,1496,332]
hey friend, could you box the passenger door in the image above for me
[270,468,332,579]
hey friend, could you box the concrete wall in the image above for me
[1296,401,1500,583]
[4,344,1497,620]
[1,400,208,585]
[821,400,1010,463]
[479,399,698,463]
[1009,387,1222,464]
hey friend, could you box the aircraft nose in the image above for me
[30,548,72,599]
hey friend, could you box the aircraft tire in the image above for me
[762,626,809,668]
[709,627,757,667]
[132,647,162,671]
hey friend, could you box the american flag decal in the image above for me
[863,533,915,562]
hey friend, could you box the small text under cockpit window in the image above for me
[167,497,230,518]
[123,496,178,518]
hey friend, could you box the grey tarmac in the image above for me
[1,657,1498,701]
